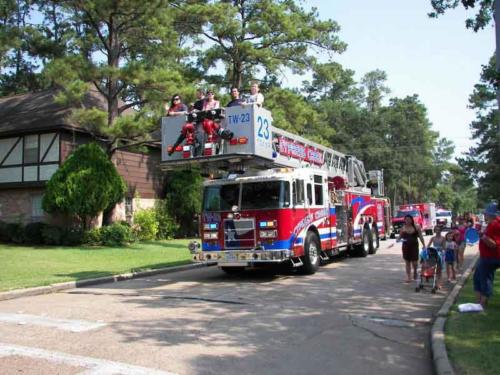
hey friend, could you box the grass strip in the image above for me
[0,240,192,292]
[445,270,500,375]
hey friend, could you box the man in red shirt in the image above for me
[473,202,500,307]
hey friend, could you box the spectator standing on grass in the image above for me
[473,202,500,308]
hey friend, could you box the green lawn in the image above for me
[0,240,193,292]
[445,270,500,375]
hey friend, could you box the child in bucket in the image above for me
[444,231,457,282]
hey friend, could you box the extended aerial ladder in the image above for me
[160,105,383,194]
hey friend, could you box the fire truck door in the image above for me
[336,204,348,245]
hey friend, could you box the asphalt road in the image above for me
[0,238,477,375]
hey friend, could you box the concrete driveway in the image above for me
[0,239,477,375]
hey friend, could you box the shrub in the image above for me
[0,221,9,242]
[83,228,102,246]
[133,209,159,241]
[100,222,134,246]
[24,222,47,245]
[62,227,84,246]
[6,223,24,244]
[41,224,63,245]
[42,143,127,230]
[155,202,179,240]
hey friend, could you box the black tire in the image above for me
[301,231,320,274]
[355,228,372,257]
[221,266,245,275]
[369,226,379,254]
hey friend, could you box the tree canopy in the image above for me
[429,0,494,31]
[1,1,480,218]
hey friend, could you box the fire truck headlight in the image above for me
[259,220,277,228]
[203,223,218,230]
[188,240,200,253]
[259,230,277,239]
[203,232,219,240]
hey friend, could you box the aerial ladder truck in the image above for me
[161,105,391,274]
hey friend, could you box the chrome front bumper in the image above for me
[192,249,293,264]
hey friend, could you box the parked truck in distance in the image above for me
[436,208,453,230]
[390,202,436,237]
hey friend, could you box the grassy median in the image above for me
[0,240,193,292]
[445,271,500,375]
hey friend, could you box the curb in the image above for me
[431,253,479,375]
[0,262,215,302]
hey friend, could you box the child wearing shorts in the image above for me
[444,232,457,282]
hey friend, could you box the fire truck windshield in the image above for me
[202,181,290,211]
[395,210,420,218]
[241,181,290,210]
[203,184,240,211]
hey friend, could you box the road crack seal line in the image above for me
[348,315,416,347]
[161,296,250,305]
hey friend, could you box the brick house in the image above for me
[0,89,165,225]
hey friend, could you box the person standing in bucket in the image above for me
[473,202,500,308]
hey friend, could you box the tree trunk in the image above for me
[107,14,120,128]
[233,59,243,89]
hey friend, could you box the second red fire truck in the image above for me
[161,105,392,274]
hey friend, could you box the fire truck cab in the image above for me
[161,105,391,274]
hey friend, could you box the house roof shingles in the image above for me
[0,88,113,137]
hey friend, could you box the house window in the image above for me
[24,135,39,163]
[0,133,59,184]
[32,195,44,218]
[125,196,133,217]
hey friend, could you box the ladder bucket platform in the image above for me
[161,105,353,182]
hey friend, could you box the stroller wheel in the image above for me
[415,287,420,292]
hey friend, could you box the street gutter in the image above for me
[0,262,215,302]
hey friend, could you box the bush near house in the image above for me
[133,208,159,240]
[42,143,127,230]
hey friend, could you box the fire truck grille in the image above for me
[223,218,256,249]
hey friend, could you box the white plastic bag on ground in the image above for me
[458,303,484,313]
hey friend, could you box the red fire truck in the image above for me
[161,105,391,274]
[391,202,436,237]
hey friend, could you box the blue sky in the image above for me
[292,1,494,159]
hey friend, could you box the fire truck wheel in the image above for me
[369,226,379,254]
[301,231,320,274]
[221,266,245,275]
[355,228,372,257]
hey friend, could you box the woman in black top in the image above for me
[399,214,426,282]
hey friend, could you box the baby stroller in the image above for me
[416,247,442,294]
